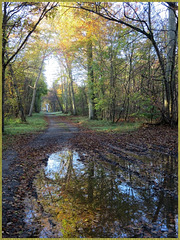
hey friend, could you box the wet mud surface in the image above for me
[2,115,78,238]
[2,115,178,238]
[23,148,178,238]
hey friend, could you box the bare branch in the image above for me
[4,2,58,68]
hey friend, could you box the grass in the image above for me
[70,116,142,133]
[4,112,47,135]
[3,113,48,151]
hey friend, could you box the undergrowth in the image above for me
[70,116,142,133]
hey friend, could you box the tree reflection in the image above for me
[88,162,94,203]
[34,150,178,238]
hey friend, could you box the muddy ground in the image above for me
[2,115,178,238]
[2,115,78,237]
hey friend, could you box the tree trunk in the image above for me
[2,67,6,133]
[2,3,8,132]
[68,67,77,115]
[53,86,64,113]
[165,3,178,125]
[9,64,26,122]
[109,43,116,123]
[64,77,68,113]
[28,58,44,116]
[87,39,97,120]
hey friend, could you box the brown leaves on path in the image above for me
[69,121,178,156]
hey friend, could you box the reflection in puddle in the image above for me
[24,148,178,238]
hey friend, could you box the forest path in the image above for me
[2,115,79,238]
[29,114,79,149]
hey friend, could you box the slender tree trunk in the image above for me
[68,81,73,113]
[79,86,88,116]
[68,67,77,115]
[87,39,97,120]
[2,3,8,132]
[53,86,64,113]
[125,48,133,121]
[109,44,116,122]
[9,64,26,122]
[64,77,68,113]
[61,75,68,113]
[28,58,45,116]
[2,67,6,132]
[64,59,77,115]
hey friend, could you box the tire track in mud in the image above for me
[75,139,177,202]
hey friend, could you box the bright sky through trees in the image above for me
[44,57,59,88]
[43,2,168,90]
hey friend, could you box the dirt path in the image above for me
[28,114,78,149]
[2,115,78,238]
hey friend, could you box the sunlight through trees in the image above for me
[2,2,178,132]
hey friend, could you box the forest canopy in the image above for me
[2,2,178,132]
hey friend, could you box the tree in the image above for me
[7,62,26,122]
[28,20,56,116]
[76,2,178,125]
[2,2,58,132]
[52,81,64,113]
[50,6,107,118]
[4,42,48,121]
[34,79,48,113]
[165,2,178,124]
[87,37,97,119]
[28,55,45,116]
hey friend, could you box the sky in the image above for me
[44,55,87,88]
[44,57,60,89]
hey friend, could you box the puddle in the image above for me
[24,148,178,238]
